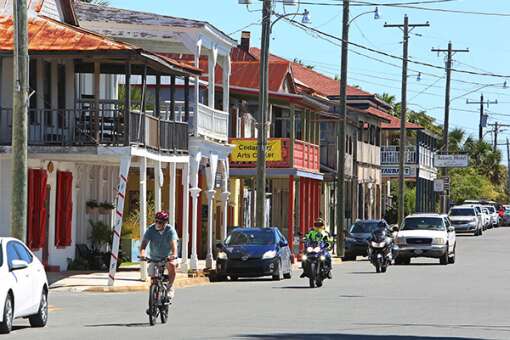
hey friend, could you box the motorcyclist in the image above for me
[300,218,333,278]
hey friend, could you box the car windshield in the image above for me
[402,217,445,231]
[450,208,475,216]
[486,207,495,213]
[225,230,275,246]
[350,221,384,233]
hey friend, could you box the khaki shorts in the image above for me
[147,259,177,277]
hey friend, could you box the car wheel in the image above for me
[440,247,448,265]
[229,276,239,281]
[29,289,48,328]
[448,245,456,264]
[0,294,13,334]
[272,259,283,281]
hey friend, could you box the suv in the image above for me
[394,213,456,265]
[449,205,483,236]
[482,205,499,228]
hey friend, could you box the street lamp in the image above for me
[336,1,379,257]
[239,0,311,227]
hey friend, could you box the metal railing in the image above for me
[381,145,417,164]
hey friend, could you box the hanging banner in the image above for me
[230,139,283,162]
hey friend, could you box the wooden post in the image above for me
[124,62,131,146]
[184,77,190,122]
[288,176,295,262]
[170,75,176,121]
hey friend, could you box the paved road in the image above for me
[7,227,510,340]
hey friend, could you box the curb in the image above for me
[51,276,210,293]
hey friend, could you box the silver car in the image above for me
[448,206,483,236]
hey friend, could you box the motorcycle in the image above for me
[368,229,393,273]
[301,239,331,288]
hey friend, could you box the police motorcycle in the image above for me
[368,227,394,273]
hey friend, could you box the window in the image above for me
[55,171,73,247]
[358,121,363,141]
[6,242,21,271]
[12,242,33,264]
[449,208,475,216]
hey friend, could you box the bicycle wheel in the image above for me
[149,284,158,326]
[160,284,169,324]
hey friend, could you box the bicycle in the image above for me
[139,257,171,326]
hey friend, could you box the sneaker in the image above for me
[168,287,175,300]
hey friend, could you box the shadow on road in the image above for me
[273,286,310,289]
[355,322,510,333]
[85,323,149,328]
[348,271,379,274]
[236,333,481,339]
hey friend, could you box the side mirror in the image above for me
[10,259,28,271]
[279,240,288,248]
[216,242,224,250]
[448,226,455,232]
[392,225,399,232]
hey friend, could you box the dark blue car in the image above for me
[215,227,293,281]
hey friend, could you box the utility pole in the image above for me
[467,94,497,142]
[255,0,271,227]
[11,0,29,241]
[385,15,429,224]
[488,122,510,152]
[431,42,468,213]
[335,0,349,258]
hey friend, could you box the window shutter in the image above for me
[55,171,73,247]
[27,169,48,250]
[27,169,35,248]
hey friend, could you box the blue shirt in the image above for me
[143,224,179,261]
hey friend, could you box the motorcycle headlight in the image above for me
[262,250,277,259]
[395,237,406,245]
[301,254,307,261]
[217,251,228,260]
[319,255,326,261]
[432,237,446,245]
[306,246,313,253]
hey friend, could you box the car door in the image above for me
[12,242,40,314]
[443,218,455,253]
[275,230,290,272]
[6,241,33,317]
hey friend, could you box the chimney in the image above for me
[240,31,251,52]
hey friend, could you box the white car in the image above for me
[394,213,456,265]
[483,205,499,228]
[0,238,48,334]
[449,205,483,236]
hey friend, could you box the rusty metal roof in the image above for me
[0,14,201,75]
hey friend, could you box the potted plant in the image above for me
[98,201,115,214]
[86,200,99,214]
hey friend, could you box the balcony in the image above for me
[357,142,381,165]
[319,143,353,176]
[191,103,229,143]
[0,103,188,153]
[229,138,320,172]
[381,145,417,165]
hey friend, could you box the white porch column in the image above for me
[207,47,218,109]
[220,159,230,241]
[180,163,190,272]
[168,162,177,226]
[155,160,162,213]
[189,151,202,270]
[193,42,202,136]
[139,157,148,281]
[205,154,219,269]
[222,54,231,113]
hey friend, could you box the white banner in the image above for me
[434,154,469,168]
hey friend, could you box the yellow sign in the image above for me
[231,139,283,162]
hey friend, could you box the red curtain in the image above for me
[27,169,48,250]
[55,171,73,247]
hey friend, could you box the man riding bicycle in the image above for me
[140,211,179,302]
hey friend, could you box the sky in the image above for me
[109,0,510,161]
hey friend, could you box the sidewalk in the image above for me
[48,262,211,293]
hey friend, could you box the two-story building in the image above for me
[75,2,237,270]
[0,0,200,272]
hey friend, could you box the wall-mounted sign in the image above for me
[434,154,469,168]
[230,139,283,162]
[381,166,414,177]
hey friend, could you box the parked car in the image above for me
[394,213,456,265]
[483,205,499,228]
[0,238,49,334]
[461,204,487,231]
[343,220,393,261]
[215,227,292,281]
[502,206,510,226]
[449,205,483,236]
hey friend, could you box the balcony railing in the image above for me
[229,138,320,172]
[193,103,228,142]
[319,143,353,176]
[381,145,417,164]
[0,105,188,153]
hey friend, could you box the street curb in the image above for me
[51,276,211,293]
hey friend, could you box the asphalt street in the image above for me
[6,227,510,340]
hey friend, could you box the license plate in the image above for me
[414,249,423,255]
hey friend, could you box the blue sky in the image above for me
[110,0,510,160]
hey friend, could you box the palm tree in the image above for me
[447,128,465,153]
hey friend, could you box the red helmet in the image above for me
[155,211,169,223]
